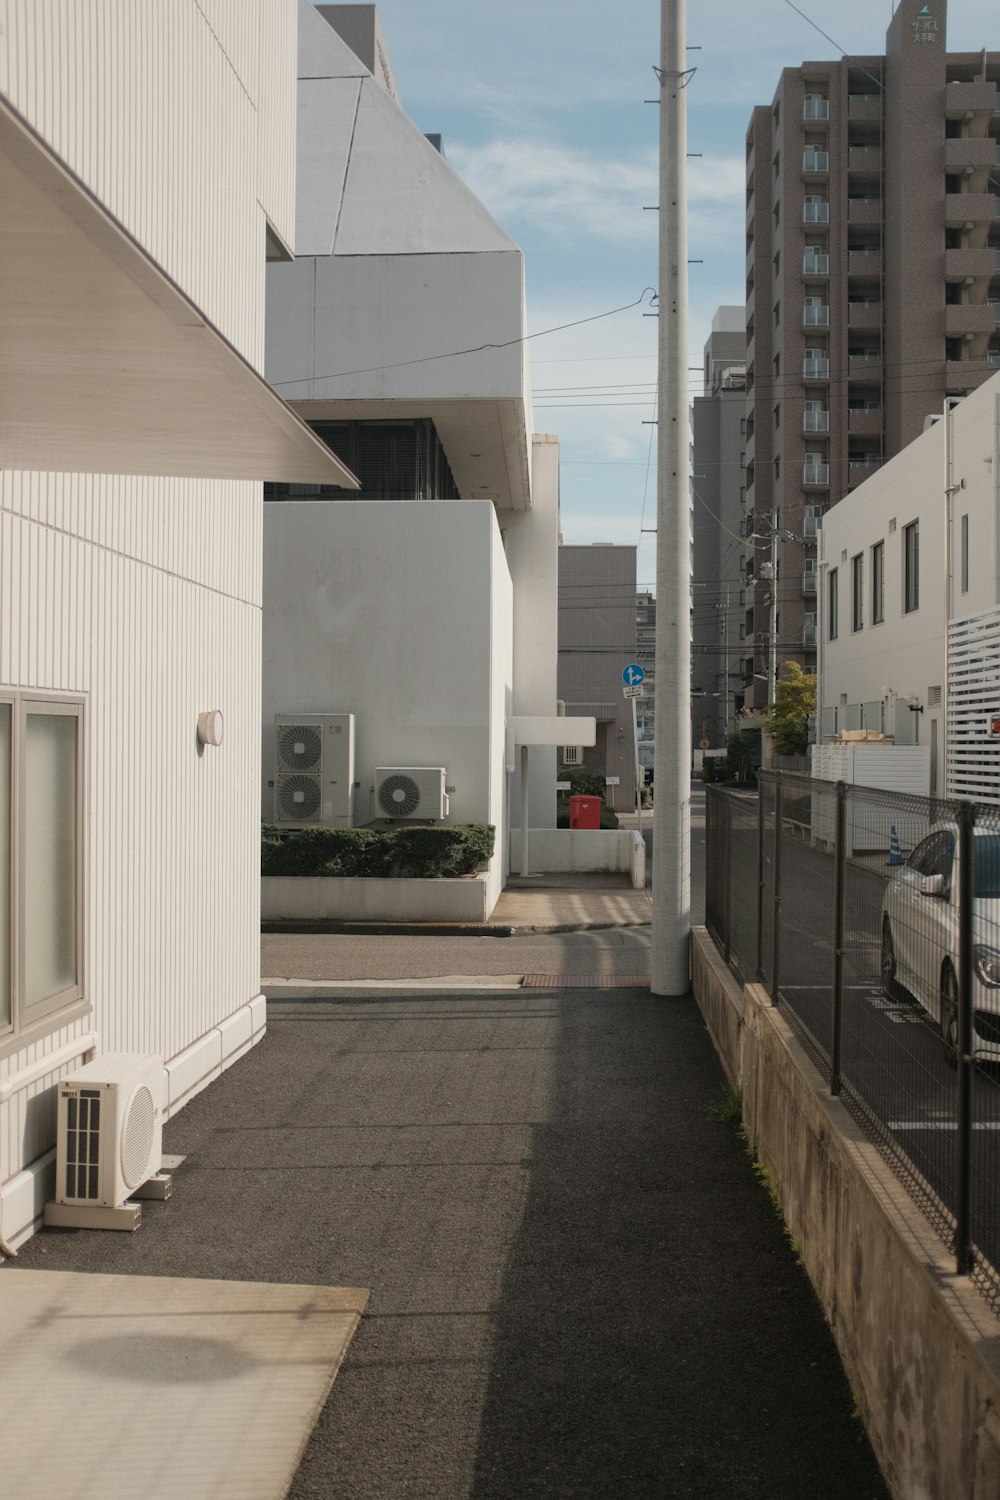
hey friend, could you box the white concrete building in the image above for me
[0,1,352,1248]
[261,5,561,912]
[819,371,1000,801]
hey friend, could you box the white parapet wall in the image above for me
[509,829,645,887]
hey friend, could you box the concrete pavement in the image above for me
[3,783,890,1497]
[8,969,889,1500]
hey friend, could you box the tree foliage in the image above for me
[761,662,816,755]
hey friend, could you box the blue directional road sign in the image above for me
[622,663,645,688]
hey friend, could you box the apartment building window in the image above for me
[903,521,919,613]
[773,251,780,279]
[0,695,85,1051]
[961,513,969,594]
[871,540,884,623]
[851,553,864,631]
[740,416,747,435]
[829,567,839,640]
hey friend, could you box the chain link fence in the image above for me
[706,771,1000,1316]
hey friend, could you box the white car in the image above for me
[880,822,1000,1067]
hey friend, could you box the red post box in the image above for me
[569,794,602,829]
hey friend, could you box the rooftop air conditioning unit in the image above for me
[273,713,355,827]
[55,1054,164,1210]
[375,766,449,821]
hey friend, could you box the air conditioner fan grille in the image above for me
[277,775,322,821]
[378,773,421,818]
[121,1085,156,1190]
[277,725,322,772]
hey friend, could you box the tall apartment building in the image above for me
[692,308,747,748]
[742,0,1000,709]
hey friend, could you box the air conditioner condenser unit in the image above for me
[44,1053,167,1232]
[375,767,449,821]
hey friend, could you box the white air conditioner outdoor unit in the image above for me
[375,766,449,821]
[273,713,355,827]
[55,1054,164,1210]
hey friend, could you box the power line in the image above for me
[272,289,658,387]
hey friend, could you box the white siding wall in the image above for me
[262,501,513,908]
[0,0,297,1241]
[0,0,298,364]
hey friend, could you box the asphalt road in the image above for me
[11,984,888,1500]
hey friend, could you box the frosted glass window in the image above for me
[24,712,78,1009]
[0,704,9,1030]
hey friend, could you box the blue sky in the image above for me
[357,1,997,591]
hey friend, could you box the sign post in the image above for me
[623,665,646,827]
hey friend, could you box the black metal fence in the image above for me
[706,770,1000,1315]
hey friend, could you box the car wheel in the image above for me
[941,965,959,1071]
[881,919,898,1001]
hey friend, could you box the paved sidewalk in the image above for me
[7,969,889,1499]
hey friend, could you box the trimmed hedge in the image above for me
[262,823,495,879]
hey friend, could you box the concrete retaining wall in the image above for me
[692,926,1000,1500]
[262,873,491,923]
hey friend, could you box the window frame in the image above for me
[0,691,87,1059]
[828,566,839,641]
[903,520,920,614]
[851,553,864,632]
[871,539,884,624]
[961,512,969,595]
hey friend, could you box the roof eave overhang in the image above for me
[0,95,358,487]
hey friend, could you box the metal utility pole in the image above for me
[651,0,691,995]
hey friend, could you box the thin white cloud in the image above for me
[448,138,745,247]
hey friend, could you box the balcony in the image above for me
[945,302,997,338]
[847,300,881,329]
[803,462,830,486]
[803,567,818,594]
[803,620,818,648]
[802,304,830,327]
[848,456,884,485]
[944,246,997,286]
[847,145,881,173]
[849,350,881,376]
[803,252,830,276]
[945,136,996,190]
[848,198,881,226]
[803,97,830,122]
[848,249,881,275]
[944,192,996,227]
[803,201,830,224]
[803,149,830,173]
[848,406,882,437]
[803,409,830,433]
[847,94,881,122]
[945,80,997,122]
[803,356,830,380]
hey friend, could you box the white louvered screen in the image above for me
[948,607,1000,805]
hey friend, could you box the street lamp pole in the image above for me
[651,0,691,996]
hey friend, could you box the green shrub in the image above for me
[262,823,495,879]
[560,769,606,798]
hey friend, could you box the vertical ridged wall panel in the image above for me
[0,0,297,364]
[0,482,262,1176]
[0,0,292,1194]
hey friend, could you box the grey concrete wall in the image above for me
[692,926,1000,1500]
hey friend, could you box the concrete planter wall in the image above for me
[262,872,493,923]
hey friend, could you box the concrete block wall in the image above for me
[692,927,1000,1500]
